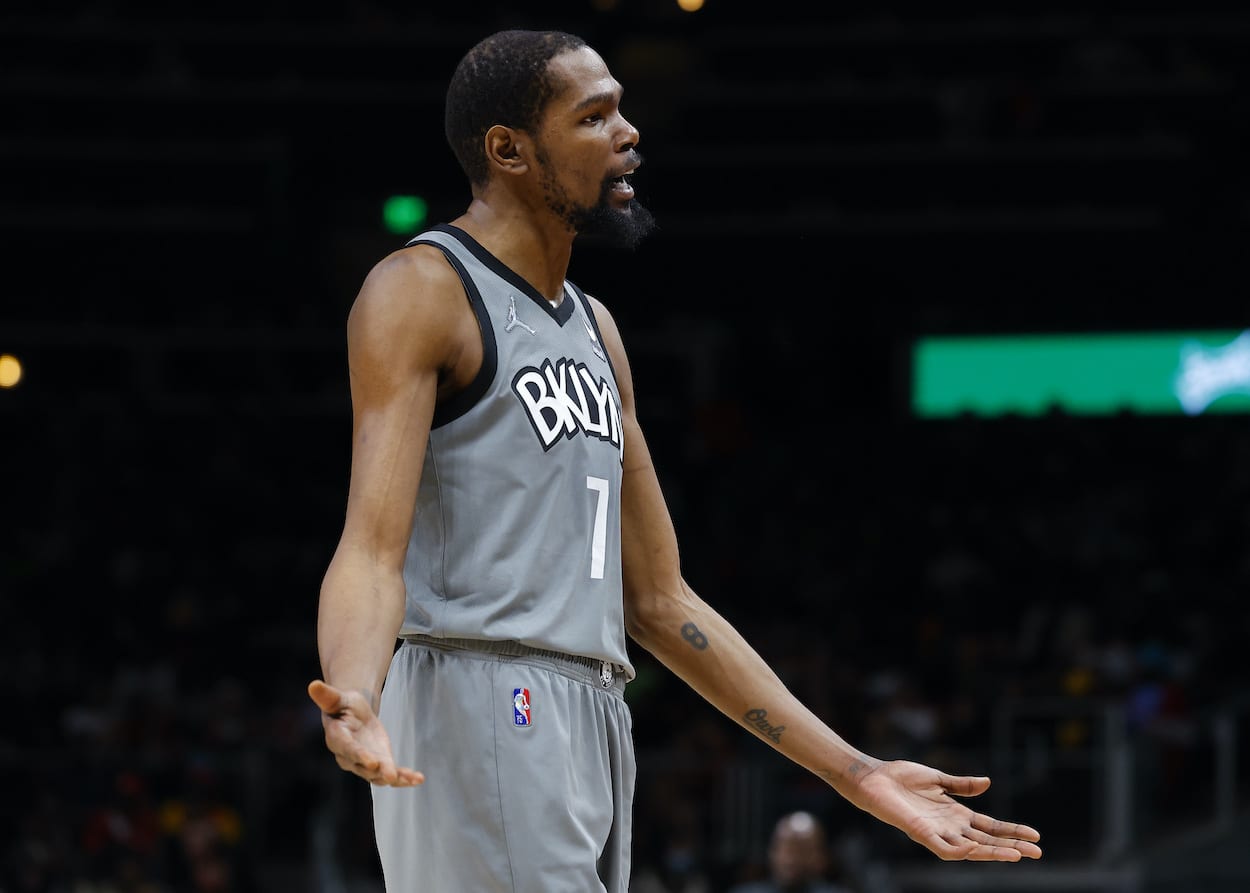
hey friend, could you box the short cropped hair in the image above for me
[444,29,588,187]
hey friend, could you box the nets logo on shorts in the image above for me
[512,688,532,727]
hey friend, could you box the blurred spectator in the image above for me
[727,811,852,893]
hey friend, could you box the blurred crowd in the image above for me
[4,378,1247,891]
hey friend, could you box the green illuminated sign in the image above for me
[913,330,1250,418]
[383,195,428,235]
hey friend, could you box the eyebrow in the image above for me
[570,88,621,116]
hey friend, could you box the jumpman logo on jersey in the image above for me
[505,295,537,335]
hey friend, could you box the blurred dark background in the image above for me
[3,1,1249,891]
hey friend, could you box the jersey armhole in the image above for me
[409,238,499,429]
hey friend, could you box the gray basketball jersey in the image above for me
[399,224,633,678]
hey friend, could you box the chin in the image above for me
[570,197,656,251]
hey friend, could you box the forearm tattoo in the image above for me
[817,762,871,784]
[744,707,785,743]
[680,622,709,650]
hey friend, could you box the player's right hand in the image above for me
[307,679,425,787]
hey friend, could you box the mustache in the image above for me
[609,151,644,180]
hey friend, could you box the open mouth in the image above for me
[609,174,634,198]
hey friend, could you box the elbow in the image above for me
[623,598,654,644]
[623,580,694,648]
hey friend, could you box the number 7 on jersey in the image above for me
[586,475,609,580]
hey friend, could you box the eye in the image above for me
[582,113,603,124]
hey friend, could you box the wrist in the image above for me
[818,753,884,792]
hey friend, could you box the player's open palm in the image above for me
[308,680,424,788]
[846,760,1041,862]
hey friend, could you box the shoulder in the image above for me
[582,292,627,361]
[581,292,635,397]
[583,292,619,333]
[350,244,464,330]
[347,244,469,370]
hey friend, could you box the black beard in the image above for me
[570,192,657,251]
[534,144,657,250]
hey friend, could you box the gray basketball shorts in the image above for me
[372,635,636,893]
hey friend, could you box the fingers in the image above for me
[963,824,1044,860]
[919,819,1043,862]
[921,832,1040,863]
[962,844,1024,862]
[969,811,1043,844]
[918,830,990,862]
[938,772,991,797]
[333,752,425,787]
[935,776,1043,858]
[959,840,1042,862]
[308,679,342,713]
[395,767,426,786]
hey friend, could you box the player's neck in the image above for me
[453,199,573,303]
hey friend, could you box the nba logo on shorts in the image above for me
[512,688,532,726]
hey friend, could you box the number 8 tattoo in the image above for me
[680,622,709,650]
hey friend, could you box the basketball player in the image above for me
[307,29,1042,892]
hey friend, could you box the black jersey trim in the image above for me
[566,280,619,385]
[426,223,576,327]
[406,235,498,429]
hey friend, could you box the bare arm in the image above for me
[590,296,1042,862]
[309,247,467,786]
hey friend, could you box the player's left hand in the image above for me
[844,760,1042,862]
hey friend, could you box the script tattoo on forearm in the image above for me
[744,707,785,743]
[680,622,709,650]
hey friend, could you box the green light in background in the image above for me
[912,329,1250,418]
[383,195,428,234]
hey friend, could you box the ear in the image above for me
[484,124,530,177]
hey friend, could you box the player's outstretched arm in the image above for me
[310,247,466,787]
[587,295,1041,862]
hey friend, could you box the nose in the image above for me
[617,114,640,153]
